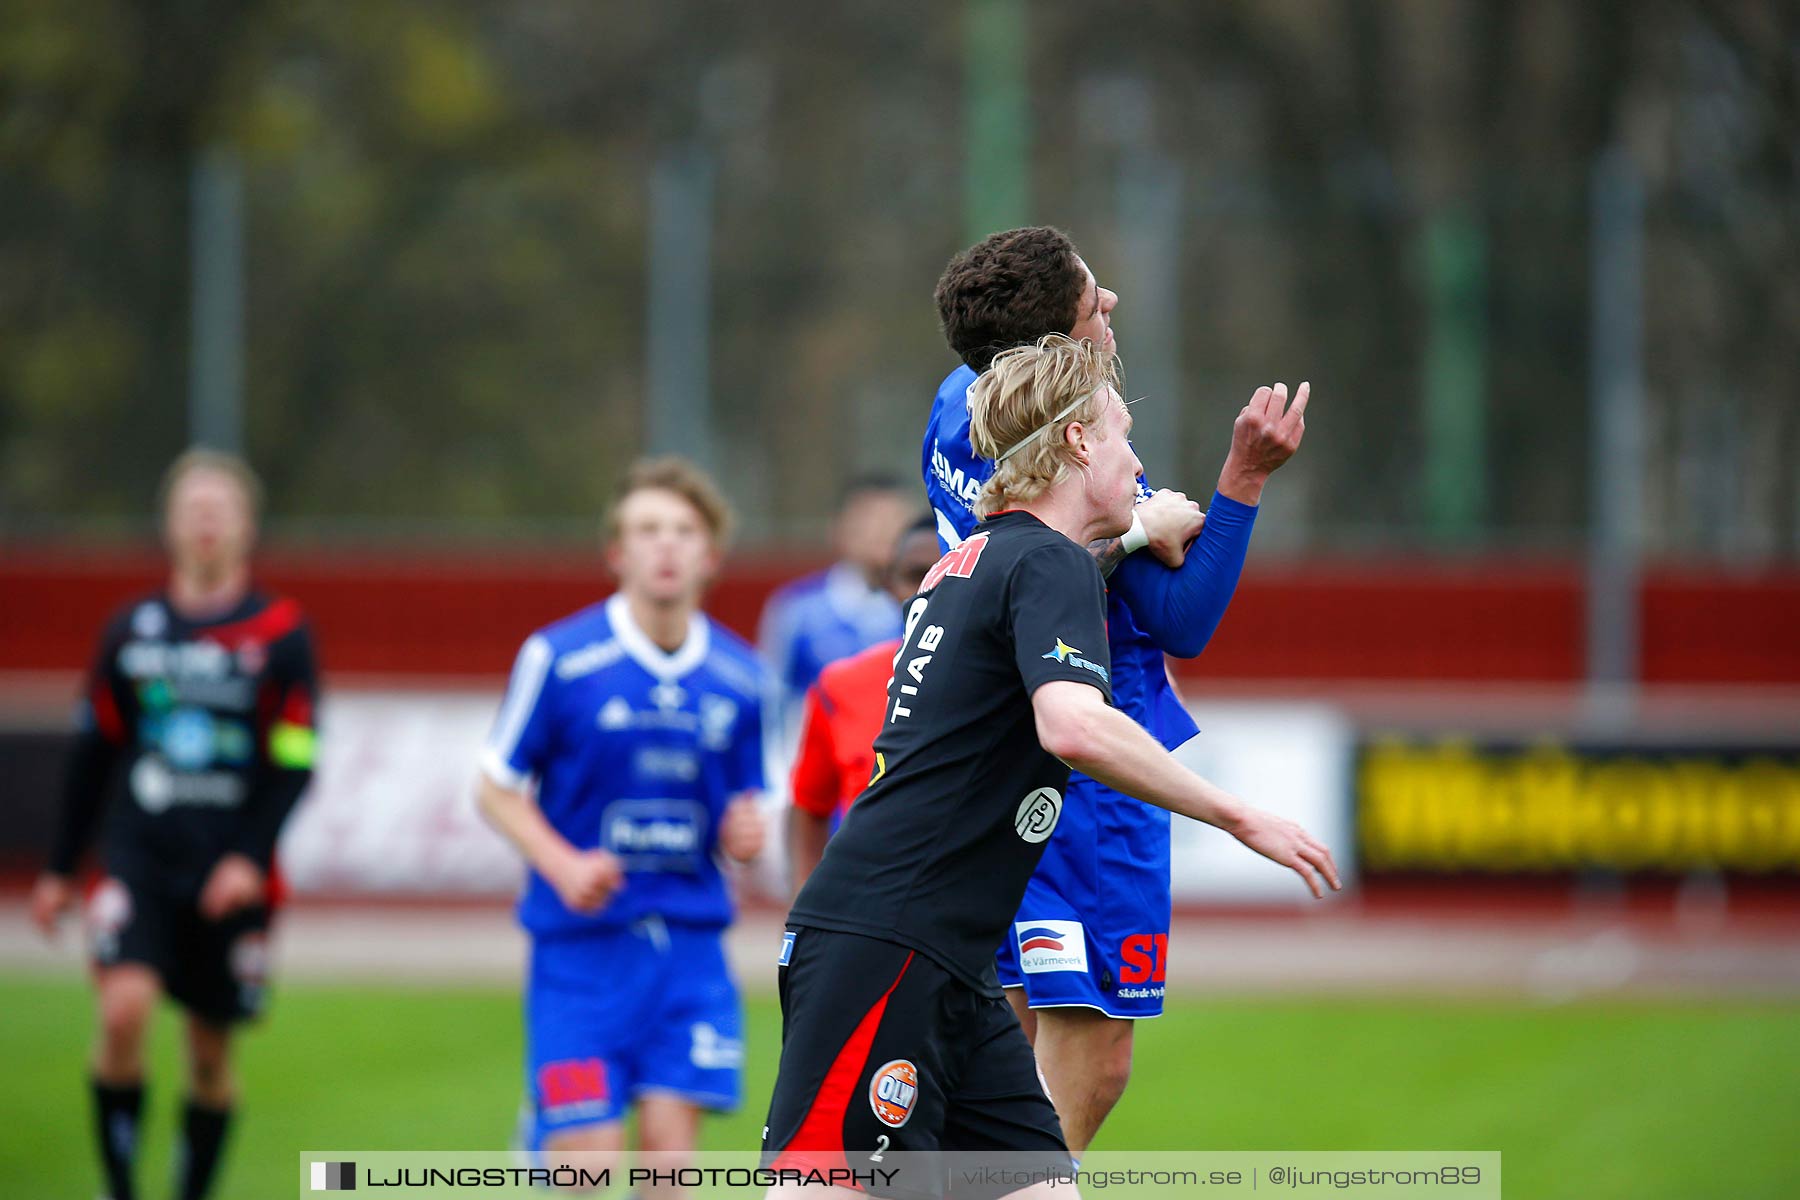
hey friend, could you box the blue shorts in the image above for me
[995,774,1172,1019]
[525,917,742,1148]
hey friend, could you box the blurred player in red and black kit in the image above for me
[29,449,320,1200]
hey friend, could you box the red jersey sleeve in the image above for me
[788,683,842,819]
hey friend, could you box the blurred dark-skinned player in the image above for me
[30,449,320,1200]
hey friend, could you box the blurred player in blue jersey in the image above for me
[476,457,768,1182]
[757,474,913,743]
[924,227,1310,1154]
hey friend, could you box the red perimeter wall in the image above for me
[2,546,1797,684]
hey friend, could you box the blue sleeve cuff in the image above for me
[1205,490,1258,523]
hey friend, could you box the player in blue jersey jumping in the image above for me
[924,227,1311,1155]
[476,457,768,1181]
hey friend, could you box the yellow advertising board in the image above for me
[1359,741,1800,873]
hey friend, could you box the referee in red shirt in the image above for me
[787,515,944,894]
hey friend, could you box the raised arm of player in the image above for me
[1085,488,1207,576]
[1030,678,1340,899]
[1107,382,1310,657]
[1107,490,1255,657]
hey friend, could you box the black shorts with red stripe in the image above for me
[762,926,1068,1198]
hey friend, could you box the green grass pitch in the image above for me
[0,977,1792,1199]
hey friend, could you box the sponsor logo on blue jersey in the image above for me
[930,440,986,509]
[697,694,740,750]
[633,746,699,782]
[602,799,706,871]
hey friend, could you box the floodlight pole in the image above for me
[1422,209,1488,542]
[1098,75,1183,491]
[964,0,1030,241]
[1586,144,1647,721]
[645,142,717,471]
[189,146,246,454]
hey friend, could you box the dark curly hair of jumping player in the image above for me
[934,226,1087,373]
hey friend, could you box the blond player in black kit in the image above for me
[30,450,319,1200]
[762,336,1340,1200]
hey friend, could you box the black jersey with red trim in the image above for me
[786,510,1114,996]
[47,590,319,894]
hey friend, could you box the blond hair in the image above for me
[605,456,735,546]
[157,447,265,519]
[968,334,1122,518]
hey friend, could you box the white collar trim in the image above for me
[605,593,709,682]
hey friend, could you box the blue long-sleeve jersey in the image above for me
[482,595,767,937]
[922,363,1256,750]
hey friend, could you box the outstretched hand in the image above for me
[1228,805,1340,899]
[1218,381,1311,506]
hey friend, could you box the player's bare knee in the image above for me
[636,1096,700,1158]
[636,1127,697,1159]
[1072,1013,1133,1091]
[97,999,150,1049]
[540,1127,622,1193]
[96,974,156,1050]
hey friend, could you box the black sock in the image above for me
[177,1099,233,1200]
[91,1078,143,1200]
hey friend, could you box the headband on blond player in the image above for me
[993,393,1092,464]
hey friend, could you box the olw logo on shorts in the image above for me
[868,1059,919,1128]
[310,1161,355,1190]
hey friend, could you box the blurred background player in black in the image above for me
[28,449,320,1200]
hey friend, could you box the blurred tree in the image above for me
[0,0,1792,555]
[1,0,266,523]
